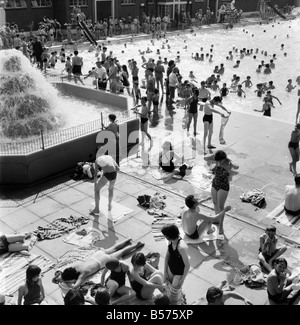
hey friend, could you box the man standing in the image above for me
[95,60,108,90]
[168,67,179,104]
[90,153,119,216]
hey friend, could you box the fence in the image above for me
[0,111,135,156]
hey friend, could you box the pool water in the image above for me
[66,12,300,124]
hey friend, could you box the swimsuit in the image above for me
[199,98,208,102]
[90,250,110,269]
[106,268,126,287]
[103,171,117,181]
[130,269,148,300]
[284,206,300,216]
[141,117,148,124]
[288,141,299,149]
[185,227,199,240]
[168,238,185,276]
[263,107,271,117]
[23,282,42,305]
[188,97,198,114]
[203,114,213,124]
[212,166,230,191]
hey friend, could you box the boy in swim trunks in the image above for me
[90,154,119,215]
[181,194,231,240]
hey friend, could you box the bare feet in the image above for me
[136,241,145,249]
[89,209,99,216]
[224,206,231,212]
[207,226,216,234]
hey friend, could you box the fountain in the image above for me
[0,49,64,139]
[0,50,139,185]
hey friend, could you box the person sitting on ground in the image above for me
[128,252,166,300]
[158,141,187,178]
[0,233,32,255]
[161,224,190,290]
[83,287,112,305]
[56,238,144,290]
[267,257,300,305]
[181,195,231,240]
[258,225,287,273]
[100,258,136,305]
[204,280,253,305]
[284,174,300,216]
[18,265,46,305]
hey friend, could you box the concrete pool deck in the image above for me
[1,13,300,306]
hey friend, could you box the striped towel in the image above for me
[151,212,178,241]
[0,253,54,296]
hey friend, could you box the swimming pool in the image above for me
[70,12,300,124]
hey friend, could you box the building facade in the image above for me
[0,0,296,30]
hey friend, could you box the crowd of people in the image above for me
[1,3,300,307]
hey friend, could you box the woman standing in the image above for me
[204,150,239,215]
[120,64,131,95]
[288,123,300,176]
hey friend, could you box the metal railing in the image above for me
[0,111,134,155]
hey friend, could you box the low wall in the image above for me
[0,118,139,186]
[53,82,128,110]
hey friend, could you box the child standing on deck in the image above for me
[152,88,160,115]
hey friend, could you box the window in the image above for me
[3,0,27,8]
[121,0,135,4]
[31,0,52,7]
[69,0,88,7]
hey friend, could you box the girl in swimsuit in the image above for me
[185,89,199,136]
[161,224,190,289]
[100,258,135,305]
[205,150,239,215]
[128,252,166,300]
[288,123,300,175]
[133,96,152,147]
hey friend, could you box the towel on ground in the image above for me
[0,252,54,296]
[62,228,103,248]
[33,215,90,241]
[266,201,300,229]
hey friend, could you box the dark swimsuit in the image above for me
[263,107,271,117]
[212,166,230,191]
[130,269,147,300]
[188,97,198,114]
[106,269,126,287]
[104,171,117,181]
[141,117,148,124]
[288,141,299,149]
[185,227,199,240]
[168,238,185,276]
[203,114,213,124]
